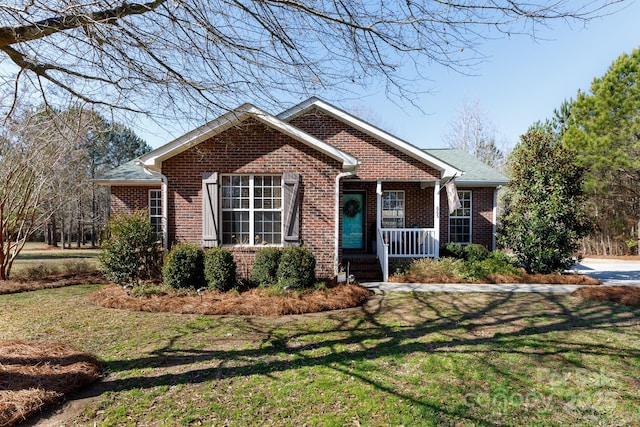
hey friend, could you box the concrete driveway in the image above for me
[571,257,640,285]
[362,257,640,294]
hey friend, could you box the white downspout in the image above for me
[433,181,441,258]
[160,173,168,253]
[137,161,169,254]
[334,170,356,276]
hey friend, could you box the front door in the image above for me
[342,192,366,250]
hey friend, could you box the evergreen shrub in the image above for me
[251,247,281,287]
[276,246,316,290]
[463,251,521,280]
[162,243,205,289]
[463,244,490,263]
[440,243,465,259]
[99,211,162,285]
[204,247,237,291]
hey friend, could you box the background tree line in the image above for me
[559,46,640,255]
[0,103,149,279]
[41,107,151,249]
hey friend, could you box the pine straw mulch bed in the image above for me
[571,286,640,307]
[88,283,374,316]
[390,272,602,285]
[0,341,101,427]
[0,272,109,295]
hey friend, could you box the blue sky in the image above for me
[141,1,640,150]
[343,0,640,151]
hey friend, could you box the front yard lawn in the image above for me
[0,285,638,426]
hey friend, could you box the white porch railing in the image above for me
[380,228,437,258]
[376,227,438,282]
[376,228,390,282]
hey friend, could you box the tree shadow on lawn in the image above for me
[64,293,640,425]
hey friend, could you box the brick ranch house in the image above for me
[96,98,508,282]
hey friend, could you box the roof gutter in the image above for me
[136,161,168,253]
[93,179,162,186]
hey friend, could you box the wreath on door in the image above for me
[344,198,361,218]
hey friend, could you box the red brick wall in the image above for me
[289,109,440,181]
[161,118,343,279]
[440,187,496,250]
[110,186,160,215]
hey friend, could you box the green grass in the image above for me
[1,286,639,426]
[10,242,100,273]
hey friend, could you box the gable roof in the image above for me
[278,97,461,178]
[94,159,162,186]
[424,149,509,186]
[138,103,359,172]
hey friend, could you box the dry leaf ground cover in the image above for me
[89,284,372,316]
[0,341,101,426]
[1,285,639,426]
[572,285,640,307]
[391,271,602,285]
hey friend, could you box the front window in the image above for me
[449,190,471,244]
[221,175,282,245]
[382,191,405,228]
[149,189,162,237]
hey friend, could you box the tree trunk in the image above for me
[91,184,97,247]
[61,214,68,249]
[45,221,52,246]
[51,215,58,247]
[0,251,6,280]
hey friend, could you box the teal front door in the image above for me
[342,192,365,250]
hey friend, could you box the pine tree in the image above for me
[562,47,640,250]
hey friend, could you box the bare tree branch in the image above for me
[0,0,166,45]
[0,0,627,125]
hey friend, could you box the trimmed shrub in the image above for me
[99,211,162,285]
[61,259,93,275]
[463,251,522,280]
[204,247,237,291]
[162,243,205,289]
[13,263,57,282]
[463,244,490,263]
[406,257,465,281]
[276,246,316,290]
[251,247,281,287]
[440,243,465,259]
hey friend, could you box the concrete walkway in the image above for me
[361,258,640,294]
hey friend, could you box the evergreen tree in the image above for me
[498,126,590,274]
[562,47,640,250]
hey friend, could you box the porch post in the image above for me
[492,188,499,251]
[433,181,440,258]
[376,181,382,230]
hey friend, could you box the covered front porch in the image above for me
[341,180,443,282]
